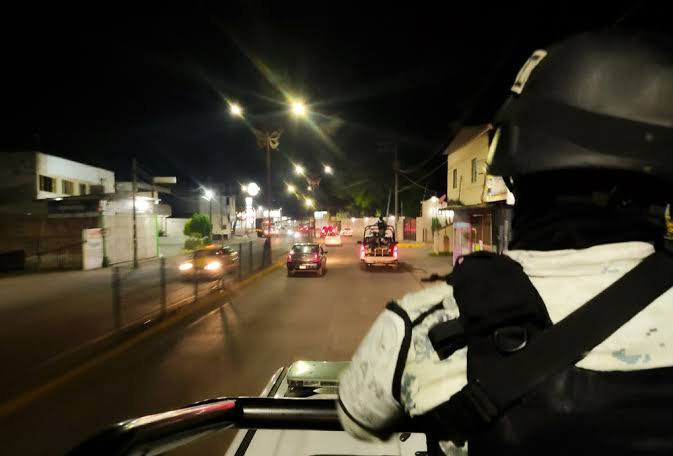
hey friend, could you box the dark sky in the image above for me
[1,3,659,215]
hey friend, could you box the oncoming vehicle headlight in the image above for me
[179,262,193,271]
[204,261,222,271]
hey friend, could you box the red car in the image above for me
[319,225,337,238]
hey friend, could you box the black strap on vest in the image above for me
[425,250,673,444]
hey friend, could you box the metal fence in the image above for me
[109,239,287,331]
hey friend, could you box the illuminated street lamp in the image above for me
[294,164,305,176]
[245,182,260,197]
[286,183,296,194]
[304,198,315,208]
[307,185,312,192]
[229,102,243,117]
[291,100,307,117]
[202,189,214,201]
[323,164,333,175]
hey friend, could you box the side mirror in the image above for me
[356,240,362,244]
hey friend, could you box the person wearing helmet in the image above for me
[337,30,673,455]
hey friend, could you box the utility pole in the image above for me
[385,188,392,216]
[132,158,138,269]
[393,145,399,220]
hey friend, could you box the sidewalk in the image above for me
[399,243,453,282]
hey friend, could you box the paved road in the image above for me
[0,237,287,401]
[0,238,452,455]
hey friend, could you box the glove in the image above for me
[338,282,466,440]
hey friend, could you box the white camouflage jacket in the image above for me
[337,242,673,453]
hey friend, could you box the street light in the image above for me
[294,164,305,176]
[202,189,214,201]
[286,183,296,193]
[307,185,312,191]
[291,100,307,117]
[304,198,314,208]
[229,102,243,117]
[245,182,260,197]
[323,164,333,175]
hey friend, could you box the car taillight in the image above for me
[287,254,293,262]
[392,244,399,260]
[313,253,320,262]
[360,245,365,260]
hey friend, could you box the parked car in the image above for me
[179,245,239,280]
[324,233,342,247]
[287,243,327,277]
[340,227,353,237]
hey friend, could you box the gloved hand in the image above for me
[337,282,466,441]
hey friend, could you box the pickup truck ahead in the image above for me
[358,223,399,269]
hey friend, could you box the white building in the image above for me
[0,151,115,203]
[198,190,237,238]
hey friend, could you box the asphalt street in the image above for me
[0,238,452,455]
[0,237,286,401]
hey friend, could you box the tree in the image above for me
[184,213,212,238]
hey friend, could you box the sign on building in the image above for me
[82,228,104,270]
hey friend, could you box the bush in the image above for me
[184,237,205,251]
[431,217,443,233]
[184,213,212,238]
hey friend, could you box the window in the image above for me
[62,180,74,195]
[39,175,54,192]
[79,183,87,195]
[471,158,477,183]
[452,169,457,189]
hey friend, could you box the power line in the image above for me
[400,173,427,190]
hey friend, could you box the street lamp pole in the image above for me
[265,140,272,262]
[209,197,213,242]
[256,130,281,265]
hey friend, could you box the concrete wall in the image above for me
[0,151,37,203]
[166,218,187,238]
[35,152,115,199]
[103,214,157,264]
[446,133,489,205]
[0,215,98,270]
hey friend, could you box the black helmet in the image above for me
[488,30,673,182]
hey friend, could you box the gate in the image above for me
[403,217,416,241]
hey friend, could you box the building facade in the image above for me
[0,151,115,204]
[444,125,513,261]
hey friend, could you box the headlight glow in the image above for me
[179,262,193,271]
[293,232,301,239]
[204,261,222,271]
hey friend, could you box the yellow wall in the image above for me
[446,133,489,205]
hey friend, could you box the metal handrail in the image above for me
[68,397,342,456]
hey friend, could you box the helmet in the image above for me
[488,30,673,182]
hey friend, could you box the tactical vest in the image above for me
[422,251,673,455]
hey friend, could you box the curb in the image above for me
[0,259,285,418]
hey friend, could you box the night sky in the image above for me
[1,3,661,216]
